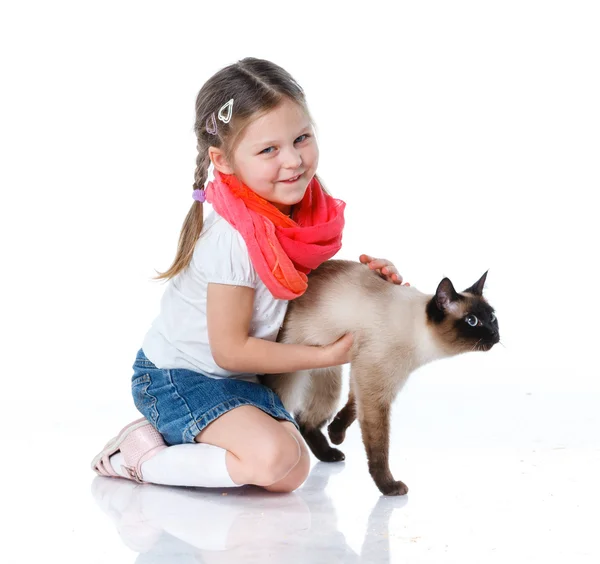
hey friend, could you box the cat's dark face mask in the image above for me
[427,272,500,353]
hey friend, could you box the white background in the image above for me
[2,0,598,401]
[1,1,599,562]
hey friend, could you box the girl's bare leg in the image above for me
[196,406,310,493]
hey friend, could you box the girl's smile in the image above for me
[280,172,303,183]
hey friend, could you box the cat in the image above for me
[261,260,499,496]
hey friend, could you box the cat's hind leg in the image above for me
[295,366,345,463]
[298,422,345,462]
[328,387,356,445]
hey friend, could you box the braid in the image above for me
[153,140,210,281]
[193,142,211,190]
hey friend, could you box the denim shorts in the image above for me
[131,349,297,445]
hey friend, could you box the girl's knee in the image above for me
[264,448,311,493]
[250,432,302,486]
[285,448,311,489]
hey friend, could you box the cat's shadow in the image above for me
[91,461,407,563]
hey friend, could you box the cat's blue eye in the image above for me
[491,313,496,322]
[466,314,479,327]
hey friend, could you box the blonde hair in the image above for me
[154,57,321,281]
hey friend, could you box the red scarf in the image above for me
[204,170,345,299]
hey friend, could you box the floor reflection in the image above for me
[91,461,408,563]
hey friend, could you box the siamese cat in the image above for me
[261,260,499,496]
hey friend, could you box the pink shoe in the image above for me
[91,418,167,483]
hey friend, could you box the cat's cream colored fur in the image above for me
[262,259,498,495]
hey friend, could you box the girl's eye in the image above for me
[259,134,309,155]
[465,314,479,327]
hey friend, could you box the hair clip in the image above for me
[206,112,217,135]
[192,188,206,203]
[218,98,234,124]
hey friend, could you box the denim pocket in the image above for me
[132,373,158,424]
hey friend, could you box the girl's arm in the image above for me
[207,283,353,374]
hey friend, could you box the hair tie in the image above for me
[192,188,206,203]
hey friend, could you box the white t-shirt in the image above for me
[141,211,289,382]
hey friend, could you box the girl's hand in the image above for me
[359,254,410,286]
[321,333,354,366]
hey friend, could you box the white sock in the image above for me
[109,443,240,488]
[109,452,129,478]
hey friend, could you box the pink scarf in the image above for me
[204,170,345,299]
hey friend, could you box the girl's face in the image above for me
[211,98,319,215]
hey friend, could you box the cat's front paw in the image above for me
[327,421,347,445]
[317,447,346,463]
[377,479,409,496]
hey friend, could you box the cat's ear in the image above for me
[435,278,461,313]
[463,270,488,296]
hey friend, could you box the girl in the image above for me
[91,57,407,493]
